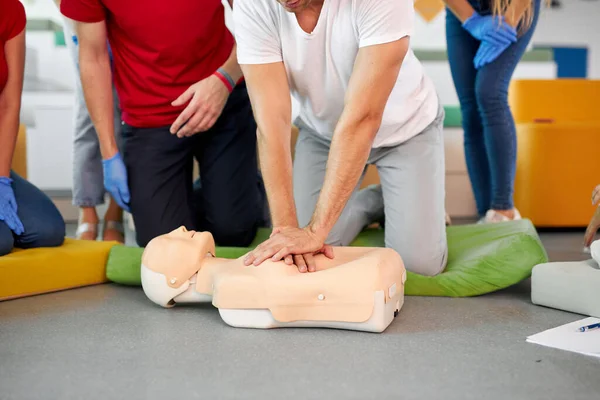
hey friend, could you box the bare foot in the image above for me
[76,207,99,241]
[102,221,125,244]
[102,196,125,243]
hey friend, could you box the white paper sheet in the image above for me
[526,317,600,358]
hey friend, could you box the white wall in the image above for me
[532,0,600,78]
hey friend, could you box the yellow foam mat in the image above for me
[0,238,117,301]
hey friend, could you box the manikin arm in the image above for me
[308,38,408,240]
[240,62,297,228]
[74,21,117,159]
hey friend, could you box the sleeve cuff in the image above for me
[237,55,283,65]
[359,31,411,48]
[60,6,105,23]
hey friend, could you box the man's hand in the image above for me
[243,226,334,271]
[584,185,600,247]
[102,152,131,212]
[170,75,230,138]
[267,227,334,273]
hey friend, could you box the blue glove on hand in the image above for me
[102,152,131,212]
[0,177,25,235]
[462,12,517,46]
[473,40,511,69]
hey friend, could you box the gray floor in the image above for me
[1,228,600,400]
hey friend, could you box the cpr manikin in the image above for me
[141,227,407,333]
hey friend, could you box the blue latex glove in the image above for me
[102,152,131,212]
[0,177,24,235]
[473,40,511,69]
[462,12,517,46]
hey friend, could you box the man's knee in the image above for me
[0,226,14,256]
[386,232,448,277]
[209,216,258,247]
[135,223,173,248]
[400,246,448,277]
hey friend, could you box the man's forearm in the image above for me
[257,127,298,228]
[0,104,20,177]
[79,51,117,159]
[308,114,378,238]
[219,44,243,84]
[442,0,475,22]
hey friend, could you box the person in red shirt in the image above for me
[61,0,267,247]
[0,0,66,256]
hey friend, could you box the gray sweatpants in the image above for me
[293,106,448,276]
[62,17,123,208]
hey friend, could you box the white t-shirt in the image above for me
[233,0,439,148]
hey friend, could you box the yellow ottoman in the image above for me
[11,124,27,178]
[0,239,117,301]
[514,122,600,227]
[510,79,600,227]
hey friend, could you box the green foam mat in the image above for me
[106,219,547,297]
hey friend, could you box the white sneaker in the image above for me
[483,209,522,223]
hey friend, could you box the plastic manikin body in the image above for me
[141,227,407,333]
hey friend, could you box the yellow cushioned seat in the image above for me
[510,79,600,227]
[0,239,117,301]
[11,124,27,178]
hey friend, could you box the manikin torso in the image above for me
[141,227,406,330]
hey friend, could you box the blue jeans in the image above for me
[445,0,541,216]
[0,172,66,256]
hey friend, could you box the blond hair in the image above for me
[491,0,548,32]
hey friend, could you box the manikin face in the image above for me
[143,226,212,274]
[276,0,316,13]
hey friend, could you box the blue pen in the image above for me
[578,322,600,332]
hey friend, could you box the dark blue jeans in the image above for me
[446,0,541,216]
[0,171,66,256]
[122,83,267,248]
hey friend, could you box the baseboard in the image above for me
[45,190,112,224]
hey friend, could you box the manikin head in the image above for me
[142,226,213,277]
[141,226,216,306]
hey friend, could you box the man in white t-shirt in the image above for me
[238,0,447,276]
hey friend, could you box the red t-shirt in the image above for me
[0,0,26,94]
[60,0,234,128]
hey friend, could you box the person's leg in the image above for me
[9,172,66,250]
[102,83,126,242]
[475,0,541,219]
[0,223,14,256]
[376,106,447,276]
[194,84,263,247]
[293,120,379,246]
[446,9,490,217]
[63,17,104,239]
[122,124,196,247]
